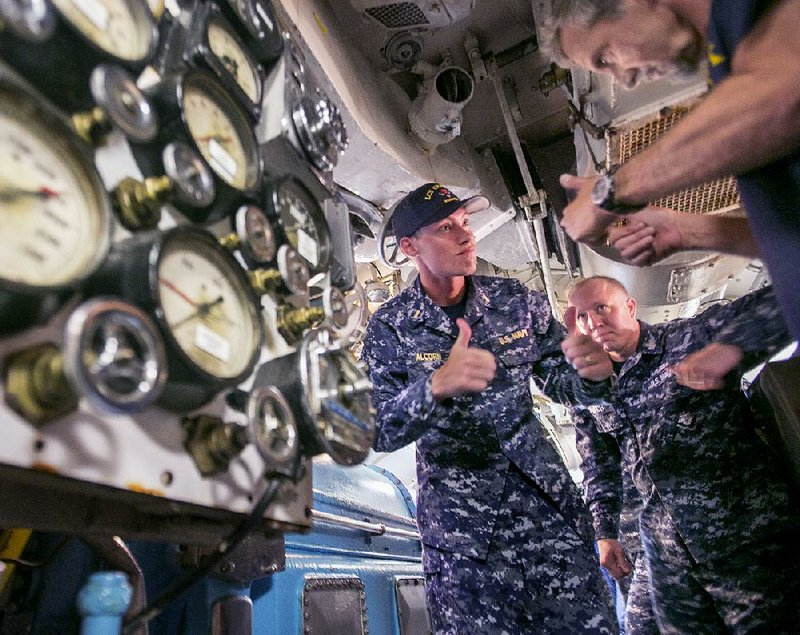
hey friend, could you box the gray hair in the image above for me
[536,0,623,67]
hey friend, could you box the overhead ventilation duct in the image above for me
[408,66,474,150]
[578,99,750,322]
[609,106,740,214]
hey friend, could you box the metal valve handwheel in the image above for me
[376,207,409,269]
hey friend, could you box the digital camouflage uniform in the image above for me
[584,286,800,634]
[361,275,615,634]
[571,406,658,635]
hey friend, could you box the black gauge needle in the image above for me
[169,296,224,330]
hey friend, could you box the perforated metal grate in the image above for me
[365,3,429,28]
[613,108,740,214]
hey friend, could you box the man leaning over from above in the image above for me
[567,275,800,634]
[537,0,800,343]
[360,183,616,634]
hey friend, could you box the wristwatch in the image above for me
[591,169,646,215]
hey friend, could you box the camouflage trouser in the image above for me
[423,466,615,634]
[644,528,800,634]
[617,554,658,635]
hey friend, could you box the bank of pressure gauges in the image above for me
[71,64,158,146]
[291,90,349,173]
[3,298,167,425]
[265,177,332,275]
[220,0,283,67]
[254,328,375,465]
[86,226,264,411]
[277,287,348,344]
[0,0,159,111]
[136,69,262,224]
[186,1,264,120]
[0,79,113,336]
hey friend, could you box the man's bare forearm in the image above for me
[681,214,760,258]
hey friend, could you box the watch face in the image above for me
[591,173,613,209]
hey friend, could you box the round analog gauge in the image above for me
[234,204,276,264]
[0,0,56,41]
[226,0,283,62]
[154,229,263,380]
[268,178,331,273]
[181,72,261,192]
[206,14,262,107]
[0,81,112,290]
[50,0,157,64]
[162,141,216,209]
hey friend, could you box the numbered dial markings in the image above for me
[51,0,156,63]
[270,179,330,273]
[181,75,260,191]
[156,233,261,379]
[0,89,111,288]
[207,15,262,105]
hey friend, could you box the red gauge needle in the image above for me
[0,186,61,203]
[158,277,198,307]
[195,134,231,144]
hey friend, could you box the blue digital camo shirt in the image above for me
[572,405,643,559]
[361,275,601,558]
[577,286,799,563]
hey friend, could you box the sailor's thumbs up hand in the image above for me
[561,307,613,382]
[432,318,496,400]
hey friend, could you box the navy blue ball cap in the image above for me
[391,182,489,239]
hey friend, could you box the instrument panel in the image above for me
[0,0,372,548]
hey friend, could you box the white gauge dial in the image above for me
[0,91,111,288]
[207,16,261,105]
[157,234,261,379]
[271,178,331,273]
[182,78,256,191]
[51,0,154,62]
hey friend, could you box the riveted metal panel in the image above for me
[395,577,432,635]
[303,576,368,634]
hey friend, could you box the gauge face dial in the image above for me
[51,0,155,63]
[235,204,276,263]
[270,179,331,273]
[156,231,262,380]
[207,15,262,106]
[181,74,260,192]
[0,86,111,289]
